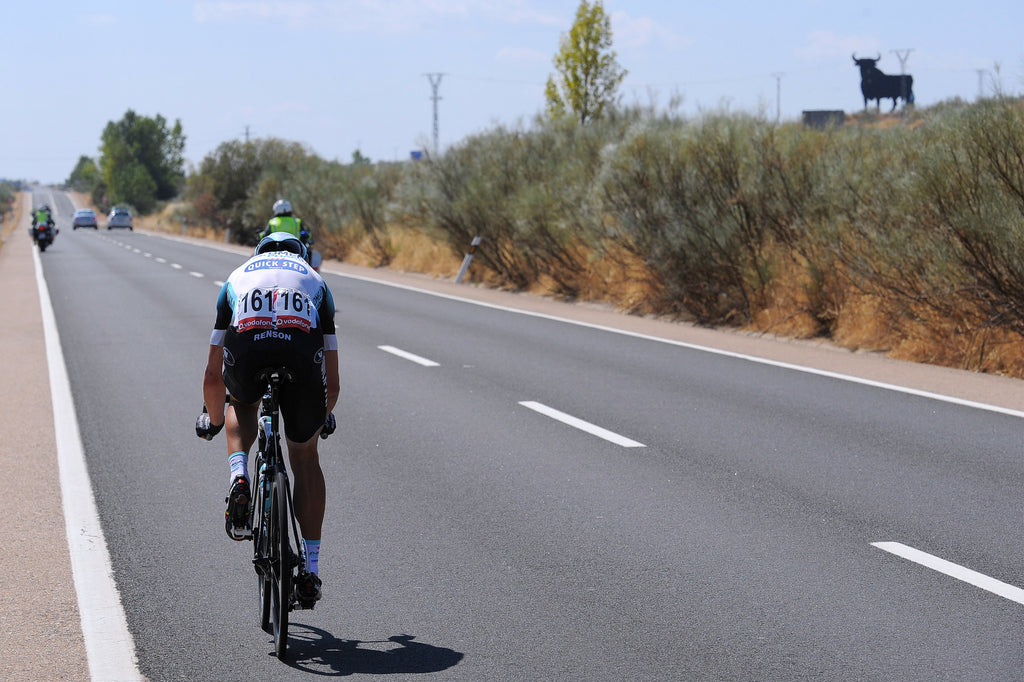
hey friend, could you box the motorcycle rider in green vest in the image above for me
[260,199,309,245]
[30,205,55,243]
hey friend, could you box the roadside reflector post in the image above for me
[455,236,482,284]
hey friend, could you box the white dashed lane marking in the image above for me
[378,345,440,367]
[99,234,211,281]
[873,542,1024,605]
[518,401,645,448]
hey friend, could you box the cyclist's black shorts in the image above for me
[222,327,328,443]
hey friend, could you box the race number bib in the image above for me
[235,287,315,333]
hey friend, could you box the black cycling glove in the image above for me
[196,412,224,440]
[320,413,336,439]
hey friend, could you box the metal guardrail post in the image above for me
[455,236,482,284]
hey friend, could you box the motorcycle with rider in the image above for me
[259,199,322,271]
[30,205,58,252]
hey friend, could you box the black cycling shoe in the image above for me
[294,571,322,607]
[225,476,252,541]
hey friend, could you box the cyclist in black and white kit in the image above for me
[196,231,340,603]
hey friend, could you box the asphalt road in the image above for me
[27,189,1024,680]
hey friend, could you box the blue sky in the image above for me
[3,0,1022,184]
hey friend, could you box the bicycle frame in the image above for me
[249,367,305,659]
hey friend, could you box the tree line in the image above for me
[65,0,620,220]
[67,110,185,214]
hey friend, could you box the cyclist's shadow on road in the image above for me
[284,626,464,676]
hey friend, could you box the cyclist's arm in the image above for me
[318,284,340,415]
[203,343,226,427]
[325,348,339,415]
[203,282,234,426]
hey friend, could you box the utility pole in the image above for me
[890,48,914,109]
[424,73,445,155]
[771,72,783,123]
[244,125,250,143]
[976,68,987,100]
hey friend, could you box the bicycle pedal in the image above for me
[228,526,252,541]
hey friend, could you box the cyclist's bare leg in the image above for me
[285,435,325,541]
[226,400,259,457]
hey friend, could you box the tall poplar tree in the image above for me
[545,0,627,124]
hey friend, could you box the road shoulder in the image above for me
[0,194,89,681]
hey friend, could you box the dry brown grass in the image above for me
[351,227,1024,377]
[885,308,1024,376]
[830,294,902,353]
[749,253,830,339]
[66,191,93,210]
[0,192,25,244]
[128,199,1024,378]
[342,225,462,277]
[576,242,661,314]
[136,203,229,241]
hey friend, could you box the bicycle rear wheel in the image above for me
[270,470,292,658]
[252,469,272,632]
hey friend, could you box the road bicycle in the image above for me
[249,366,318,659]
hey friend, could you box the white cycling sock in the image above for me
[228,451,248,483]
[302,539,320,575]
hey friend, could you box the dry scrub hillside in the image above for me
[148,100,1024,379]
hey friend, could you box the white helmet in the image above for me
[255,231,307,260]
[272,199,292,216]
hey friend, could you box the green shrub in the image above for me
[407,117,615,294]
[915,99,1024,334]
[599,113,774,323]
[185,97,1024,372]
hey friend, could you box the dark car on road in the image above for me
[72,208,98,230]
[107,207,133,230]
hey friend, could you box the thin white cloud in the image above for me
[192,0,563,33]
[495,46,549,65]
[795,30,879,61]
[193,2,318,27]
[610,11,691,51]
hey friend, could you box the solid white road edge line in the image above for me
[519,401,645,448]
[332,271,1024,421]
[138,233,1024,419]
[872,541,1024,606]
[378,345,440,367]
[34,248,143,681]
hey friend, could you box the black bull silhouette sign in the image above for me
[853,53,914,111]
